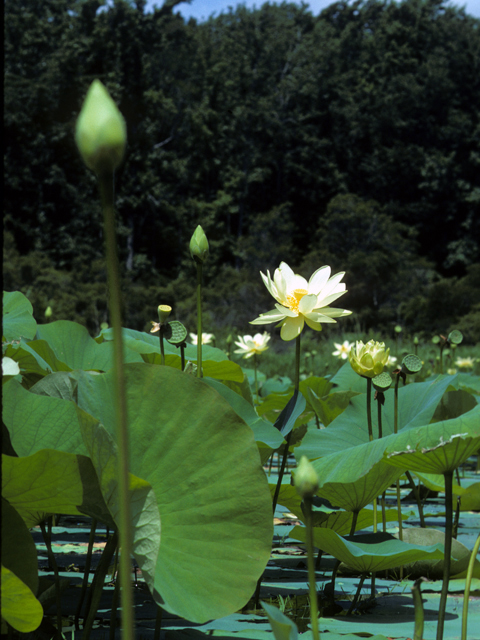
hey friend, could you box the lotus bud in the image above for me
[348,340,390,378]
[44,306,53,319]
[75,80,126,175]
[157,305,172,324]
[294,456,319,498]
[189,225,209,264]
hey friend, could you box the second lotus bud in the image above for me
[190,225,209,264]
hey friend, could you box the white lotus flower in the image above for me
[189,332,214,345]
[250,262,351,341]
[332,340,354,360]
[234,333,270,359]
[455,356,475,370]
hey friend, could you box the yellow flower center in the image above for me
[286,289,308,314]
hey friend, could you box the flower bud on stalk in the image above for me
[348,340,390,378]
[75,80,126,175]
[295,456,319,499]
[190,226,209,264]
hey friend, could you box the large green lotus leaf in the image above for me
[35,321,142,371]
[291,529,445,573]
[75,416,160,593]
[74,364,273,623]
[143,352,244,382]
[261,601,298,640]
[2,379,89,457]
[330,362,368,393]
[1,566,43,633]
[203,378,283,460]
[2,291,37,342]
[3,341,55,380]
[307,388,358,427]
[29,370,79,401]
[99,326,228,362]
[2,449,114,528]
[302,439,405,512]
[384,404,480,473]
[1,498,38,595]
[394,528,470,579]
[431,388,478,422]
[272,485,408,534]
[297,375,455,459]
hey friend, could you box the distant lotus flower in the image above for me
[348,340,390,378]
[455,356,475,370]
[250,262,351,341]
[387,355,398,368]
[332,340,353,360]
[190,332,214,345]
[234,333,271,359]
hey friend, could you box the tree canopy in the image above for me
[4,0,480,341]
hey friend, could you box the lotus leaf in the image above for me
[2,291,37,342]
[73,364,273,623]
[0,566,43,633]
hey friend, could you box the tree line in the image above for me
[4,0,480,342]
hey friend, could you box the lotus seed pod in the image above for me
[166,320,188,346]
[189,225,209,264]
[294,456,319,498]
[448,330,463,345]
[157,305,172,324]
[75,80,126,174]
[402,354,422,375]
[372,372,392,392]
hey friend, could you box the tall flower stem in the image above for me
[304,496,321,640]
[437,470,454,640]
[393,372,403,550]
[98,172,134,640]
[159,325,166,366]
[196,262,203,378]
[272,335,302,513]
[462,532,480,640]
[253,353,259,403]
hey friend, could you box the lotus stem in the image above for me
[99,171,134,640]
[412,577,426,640]
[75,518,97,630]
[196,262,203,378]
[83,530,119,640]
[347,574,366,615]
[159,325,166,366]
[436,470,454,640]
[462,532,480,640]
[304,496,321,640]
[40,517,62,639]
[254,353,259,403]
[366,377,373,441]
[406,471,425,528]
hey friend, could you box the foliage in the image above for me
[4,0,480,338]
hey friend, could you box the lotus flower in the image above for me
[234,333,270,359]
[332,340,354,360]
[190,332,214,345]
[348,340,390,378]
[250,262,351,341]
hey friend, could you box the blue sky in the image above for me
[143,0,480,22]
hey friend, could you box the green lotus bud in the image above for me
[157,304,172,324]
[294,456,319,498]
[44,306,53,319]
[189,225,209,264]
[348,340,390,378]
[75,80,126,175]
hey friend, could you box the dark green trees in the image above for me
[4,0,480,337]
